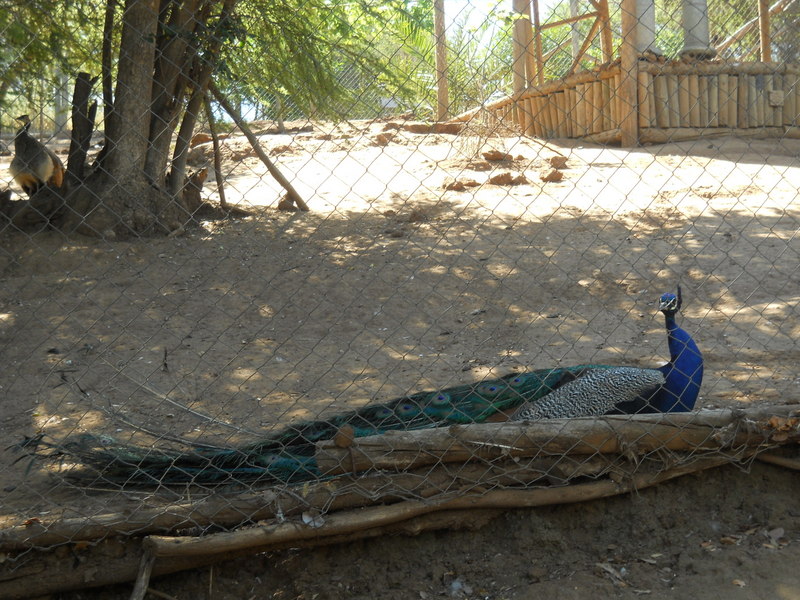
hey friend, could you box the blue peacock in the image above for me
[20,287,702,485]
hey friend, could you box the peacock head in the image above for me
[659,286,682,315]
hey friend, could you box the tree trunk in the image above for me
[144,0,201,184]
[63,0,192,237]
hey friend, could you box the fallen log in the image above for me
[315,406,800,475]
[0,455,609,551]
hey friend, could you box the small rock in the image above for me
[539,168,564,182]
[443,178,479,191]
[277,196,298,211]
[546,155,568,169]
[270,144,293,156]
[482,149,513,161]
[374,133,394,146]
[489,172,528,185]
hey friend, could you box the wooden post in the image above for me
[434,0,449,121]
[619,0,639,145]
[512,0,531,94]
[758,0,772,62]
[596,0,614,65]
[512,0,533,132]
[532,0,544,85]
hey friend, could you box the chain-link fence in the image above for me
[1,0,799,597]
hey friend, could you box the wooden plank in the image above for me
[737,74,749,128]
[653,75,669,128]
[591,80,602,133]
[717,73,729,126]
[771,74,782,126]
[566,87,577,137]
[708,76,719,127]
[699,75,710,126]
[678,75,690,126]
[728,75,739,126]
[689,75,701,127]
[638,71,652,127]
[575,83,590,137]
[667,75,680,127]
[751,75,762,126]
[555,91,568,137]
[785,72,797,125]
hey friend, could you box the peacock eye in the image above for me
[374,408,393,419]
[479,383,503,396]
[510,376,524,386]
[430,392,450,406]
[396,403,419,417]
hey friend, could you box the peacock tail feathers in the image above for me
[238,364,614,455]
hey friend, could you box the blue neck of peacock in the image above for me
[656,312,703,412]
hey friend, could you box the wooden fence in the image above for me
[460,60,800,145]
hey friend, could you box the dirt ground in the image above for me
[0,120,799,598]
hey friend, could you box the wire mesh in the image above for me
[0,0,799,596]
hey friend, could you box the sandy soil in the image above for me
[0,120,798,598]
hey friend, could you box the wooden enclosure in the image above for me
[449,0,800,145]
[465,59,800,145]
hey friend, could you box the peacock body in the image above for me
[510,367,665,421]
[19,288,702,485]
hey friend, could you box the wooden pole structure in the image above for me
[758,0,772,61]
[619,0,639,146]
[433,0,449,121]
[716,0,796,56]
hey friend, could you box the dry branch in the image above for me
[0,455,608,552]
[208,81,309,211]
[143,454,734,560]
